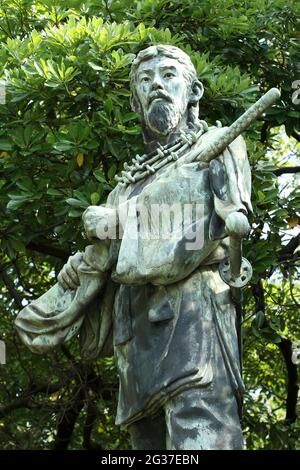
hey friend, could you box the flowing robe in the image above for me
[15,127,252,427]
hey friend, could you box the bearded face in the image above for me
[134,56,190,137]
[146,95,182,136]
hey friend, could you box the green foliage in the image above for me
[0,0,299,450]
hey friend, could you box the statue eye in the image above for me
[141,76,150,82]
[164,72,174,79]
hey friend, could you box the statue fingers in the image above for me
[65,260,80,287]
[57,271,70,290]
[68,260,81,286]
[59,269,78,290]
[71,251,83,267]
[83,221,96,239]
[82,207,97,224]
[83,221,91,235]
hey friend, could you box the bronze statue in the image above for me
[15,45,280,450]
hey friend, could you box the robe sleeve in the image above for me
[15,181,125,356]
[209,134,252,222]
[15,242,115,354]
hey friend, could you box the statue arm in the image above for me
[58,184,123,289]
[209,134,252,230]
[16,188,122,354]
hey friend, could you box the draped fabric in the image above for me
[15,242,114,354]
[103,130,252,424]
[113,266,244,426]
[15,128,252,426]
[108,131,252,286]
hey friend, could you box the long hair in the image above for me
[129,45,203,130]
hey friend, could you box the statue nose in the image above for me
[151,77,163,90]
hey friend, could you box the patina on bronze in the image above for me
[15,45,280,450]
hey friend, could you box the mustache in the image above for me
[148,90,173,106]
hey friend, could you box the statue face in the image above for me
[135,55,190,136]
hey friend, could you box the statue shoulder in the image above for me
[228,132,247,158]
[106,182,132,207]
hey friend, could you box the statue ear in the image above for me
[189,80,204,104]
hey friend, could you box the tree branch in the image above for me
[273,166,300,176]
[260,121,269,144]
[83,401,103,450]
[278,233,300,260]
[291,131,300,143]
[0,264,24,309]
[26,241,70,261]
[277,339,299,424]
[0,383,61,419]
[53,385,85,450]
[252,279,265,312]
[251,280,299,424]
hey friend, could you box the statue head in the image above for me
[130,45,204,142]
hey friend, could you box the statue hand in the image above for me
[82,205,118,240]
[225,211,250,239]
[57,252,83,290]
